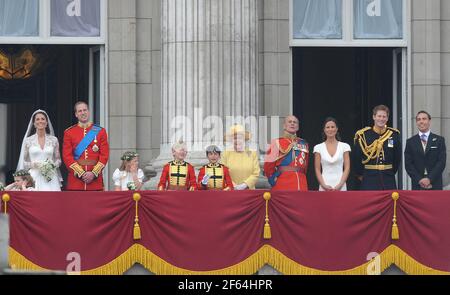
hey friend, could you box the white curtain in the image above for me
[293,0,342,39]
[354,0,403,39]
[0,0,39,36]
[51,0,100,37]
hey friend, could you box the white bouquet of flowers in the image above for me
[39,159,56,182]
[127,181,136,191]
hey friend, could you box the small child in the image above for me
[112,151,144,191]
[5,170,35,191]
[158,141,197,191]
[198,145,233,190]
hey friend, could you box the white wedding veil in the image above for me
[16,109,63,182]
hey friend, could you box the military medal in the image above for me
[92,137,99,152]
[388,138,394,148]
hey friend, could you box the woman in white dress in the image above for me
[313,117,351,191]
[112,151,144,191]
[17,110,63,191]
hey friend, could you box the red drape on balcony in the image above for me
[2,190,449,274]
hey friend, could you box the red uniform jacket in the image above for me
[63,122,109,191]
[158,161,197,191]
[197,163,234,190]
[264,134,309,191]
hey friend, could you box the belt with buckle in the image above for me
[364,164,393,170]
[77,159,97,166]
[278,166,306,173]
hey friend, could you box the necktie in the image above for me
[420,134,427,144]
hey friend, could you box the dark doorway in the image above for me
[0,45,91,187]
[293,47,398,190]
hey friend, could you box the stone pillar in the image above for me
[411,0,450,188]
[0,214,9,273]
[107,0,138,189]
[148,0,260,185]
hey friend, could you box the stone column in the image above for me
[0,214,9,273]
[148,0,260,185]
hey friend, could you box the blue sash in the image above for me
[268,145,297,187]
[74,125,101,160]
[268,140,306,187]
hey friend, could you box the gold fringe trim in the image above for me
[8,244,450,275]
[9,248,47,272]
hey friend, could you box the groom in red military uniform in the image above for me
[63,101,109,191]
[264,115,309,191]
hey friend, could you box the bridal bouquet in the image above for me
[40,159,57,182]
[127,181,137,191]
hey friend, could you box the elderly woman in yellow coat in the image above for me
[221,125,260,190]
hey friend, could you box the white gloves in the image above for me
[201,174,211,185]
[234,183,248,190]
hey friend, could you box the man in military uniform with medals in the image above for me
[264,115,309,191]
[353,105,401,190]
[63,101,109,191]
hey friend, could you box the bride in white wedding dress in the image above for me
[17,109,62,191]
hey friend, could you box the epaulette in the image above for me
[64,124,77,132]
[387,127,400,133]
[355,127,371,136]
[354,127,371,143]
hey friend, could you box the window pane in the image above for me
[293,0,342,39]
[354,0,403,39]
[0,0,39,36]
[51,0,100,37]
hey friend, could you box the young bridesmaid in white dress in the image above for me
[313,117,351,191]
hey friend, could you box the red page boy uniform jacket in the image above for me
[158,160,197,191]
[197,163,234,190]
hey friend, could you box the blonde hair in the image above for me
[172,140,187,152]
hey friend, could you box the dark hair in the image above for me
[206,145,221,156]
[321,117,341,141]
[416,110,431,120]
[32,111,51,134]
[372,105,390,117]
[74,101,89,113]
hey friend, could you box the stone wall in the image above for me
[107,0,161,188]
[411,0,450,187]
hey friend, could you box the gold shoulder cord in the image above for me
[357,130,393,164]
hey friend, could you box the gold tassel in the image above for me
[391,192,399,240]
[133,193,141,240]
[2,193,10,214]
[263,192,272,239]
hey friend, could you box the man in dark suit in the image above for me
[404,111,447,190]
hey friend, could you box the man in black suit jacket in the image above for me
[404,111,447,190]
